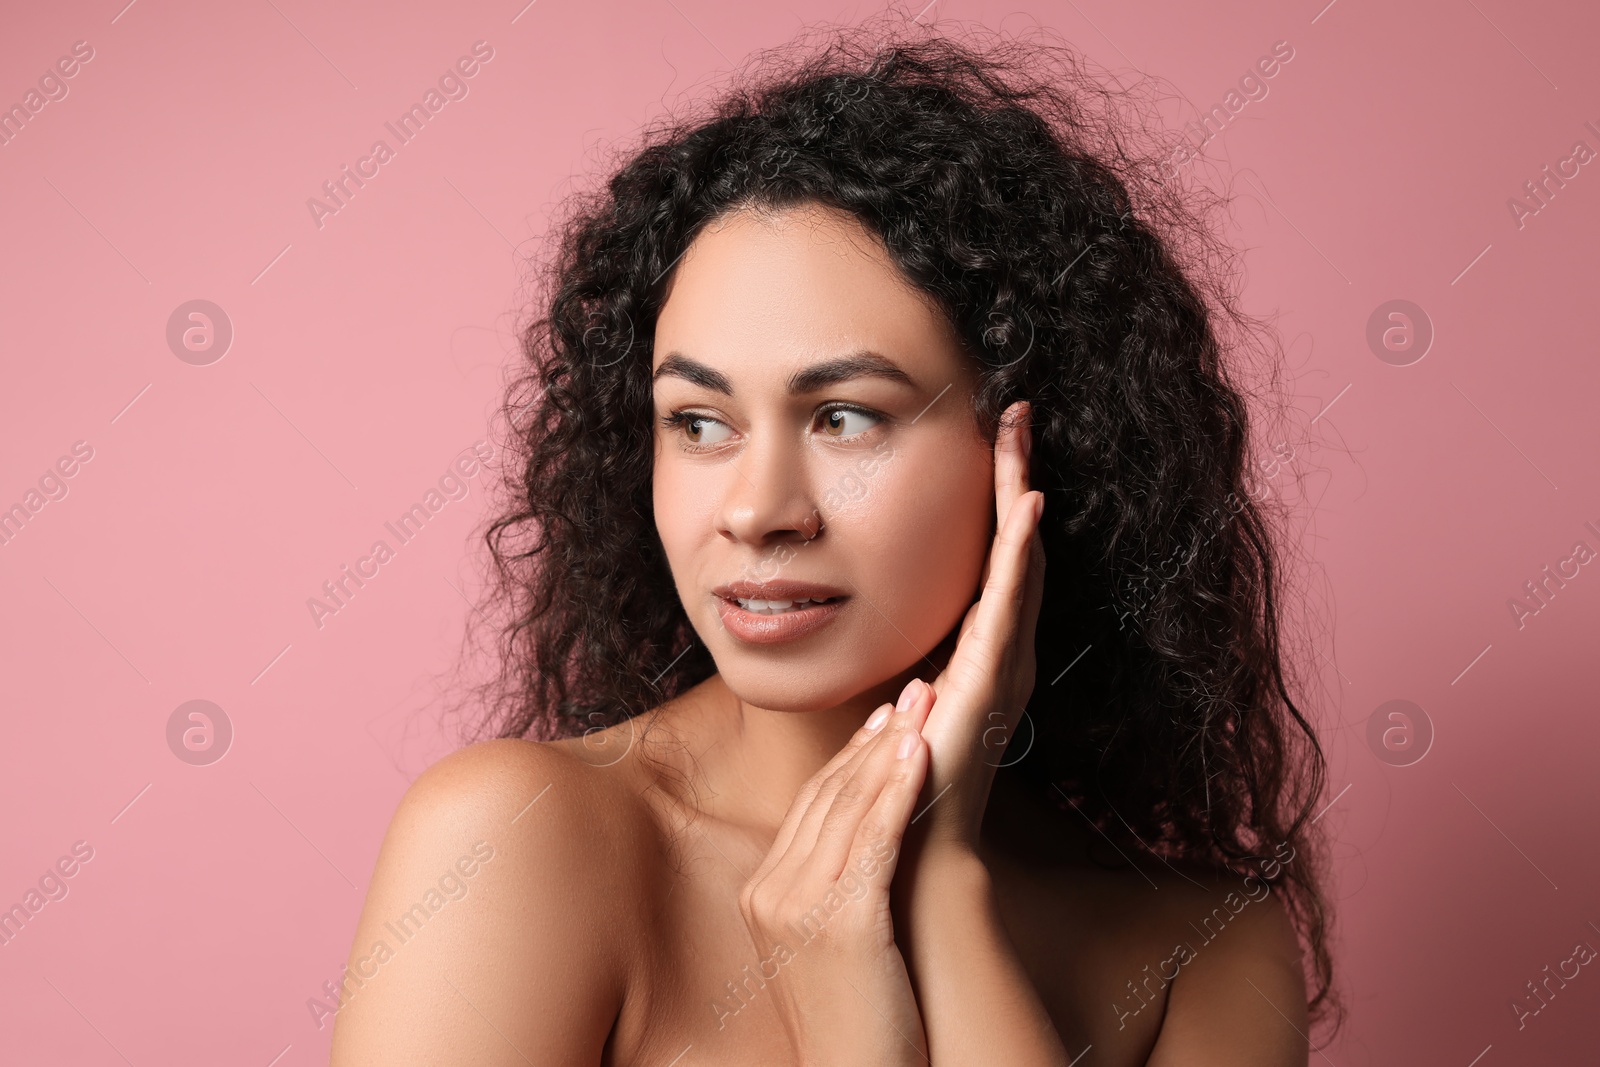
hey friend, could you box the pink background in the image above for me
[2,0,1597,1063]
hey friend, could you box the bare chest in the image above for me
[600,830,1173,1067]
[604,838,803,1067]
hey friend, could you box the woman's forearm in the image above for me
[892,843,1070,1066]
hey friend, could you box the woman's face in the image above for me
[651,201,996,713]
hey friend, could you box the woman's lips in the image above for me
[714,595,849,645]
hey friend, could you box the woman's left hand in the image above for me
[896,399,1047,856]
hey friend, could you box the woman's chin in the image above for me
[712,659,892,714]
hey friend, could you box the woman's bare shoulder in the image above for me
[377,737,666,881]
[329,738,667,1066]
[384,736,673,922]
[1010,854,1308,1066]
[401,735,660,832]
[1136,860,1308,1064]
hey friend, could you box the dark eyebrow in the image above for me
[653,353,734,395]
[652,351,915,395]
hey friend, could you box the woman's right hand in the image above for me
[737,681,937,1066]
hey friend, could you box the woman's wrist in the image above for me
[890,832,992,918]
[902,805,988,863]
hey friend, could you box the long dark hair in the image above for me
[454,10,1338,1031]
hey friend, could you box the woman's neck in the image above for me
[655,667,922,835]
[636,612,965,828]
[639,670,1096,874]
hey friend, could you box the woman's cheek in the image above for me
[850,452,992,653]
[651,457,716,606]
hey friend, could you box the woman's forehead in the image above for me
[652,204,965,382]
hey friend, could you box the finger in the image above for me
[807,679,934,807]
[761,720,905,893]
[838,730,929,894]
[994,401,1033,535]
[982,489,1044,649]
[778,680,935,864]
[973,402,1030,611]
[956,598,981,646]
[939,489,1045,690]
[904,676,936,729]
[799,721,929,894]
[1020,501,1047,658]
[750,700,895,881]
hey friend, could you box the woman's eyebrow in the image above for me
[652,351,916,395]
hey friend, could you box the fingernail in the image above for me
[896,731,919,759]
[895,680,920,714]
[865,706,890,732]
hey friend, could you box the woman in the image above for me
[331,16,1336,1066]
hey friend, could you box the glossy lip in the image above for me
[710,578,851,646]
[711,578,850,602]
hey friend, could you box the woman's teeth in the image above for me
[733,596,835,614]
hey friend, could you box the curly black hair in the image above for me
[454,9,1338,1033]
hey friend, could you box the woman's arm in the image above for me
[329,739,633,1066]
[892,843,1070,1065]
[890,680,1071,1067]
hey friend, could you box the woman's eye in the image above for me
[683,415,732,445]
[820,407,880,437]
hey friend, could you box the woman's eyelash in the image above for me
[817,403,880,425]
[658,411,729,452]
[658,405,883,445]
[658,411,729,433]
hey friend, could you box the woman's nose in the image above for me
[716,432,823,546]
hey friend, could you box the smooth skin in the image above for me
[329,202,1310,1066]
